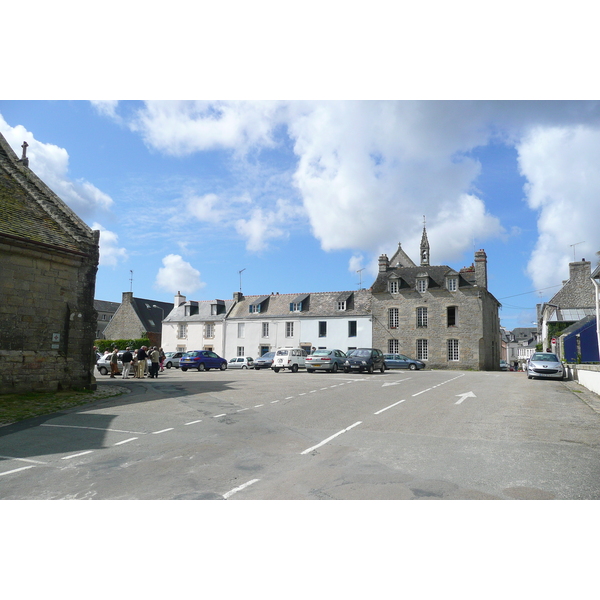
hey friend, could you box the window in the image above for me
[447,306,457,327]
[319,321,327,337]
[417,339,428,360]
[447,277,458,292]
[448,339,459,361]
[237,323,245,338]
[388,339,399,353]
[417,278,428,293]
[389,280,399,294]
[205,323,214,338]
[237,346,245,357]
[177,324,187,339]
[417,307,428,327]
[337,301,346,311]
[348,321,357,337]
[290,302,302,312]
[389,308,399,329]
[286,322,294,337]
[211,304,218,315]
[262,322,269,338]
[249,304,261,313]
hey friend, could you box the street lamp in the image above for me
[591,266,600,362]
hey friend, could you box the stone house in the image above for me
[102,291,173,348]
[370,227,501,370]
[94,299,120,339]
[0,134,99,393]
[223,289,372,360]
[161,292,234,356]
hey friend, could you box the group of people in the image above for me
[106,346,166,379]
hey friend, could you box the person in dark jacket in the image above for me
[121,347,133,379]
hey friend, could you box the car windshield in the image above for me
[312,350,331,356]
[531,353,559,362]
[276,350,289,356]
[185,352,201,358]
[348,349,370,358]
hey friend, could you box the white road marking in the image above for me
[309,390,317,394]
[299,393,306,396]
[412,373,465,396]
[0,455,47,464]
[152,428,174,434]
[61,450,94,460]
[271,400,279,403]
[41,424,145,434]
[214,414,227,418]
[285,396,293,399]
[223,478,260,499]
[300,421,362,455]
[185,420,203,425]
[236,408,249,412]
[374,399,406,414]
[254,404,264,408]
[0,465,35,477]
[382,378,411,387]
[455,392,476,405]
[113,437,138,446]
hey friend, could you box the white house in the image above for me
[223,290,373,360]
[161,292,234,356]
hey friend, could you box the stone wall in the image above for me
[0,237,98,393]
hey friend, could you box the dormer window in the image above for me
[249,304,261,313]
[417,278,428,293]
[447,277,458,292]
[290,302,302,312]
[389,279,399,294]
[337,301,346,311]
[289,294,309,313]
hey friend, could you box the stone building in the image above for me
[370,227,501,370]
[94,299,120,339]
[102,292,173,348]
[0,134,99,393]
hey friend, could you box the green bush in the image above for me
[95,338,151,353]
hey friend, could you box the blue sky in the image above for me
[2,100,600,330]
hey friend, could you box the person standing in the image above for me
[159,348,166,372]
[136,346,148,378]
[109,347,119,378]
[149,346,160,378]
[121,347,133,379]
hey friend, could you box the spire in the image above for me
[420,215,430,266]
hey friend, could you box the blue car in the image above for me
[384,353,425,370]
[180,350,227,372]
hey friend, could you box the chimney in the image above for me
[174,291,186,306]
[233,291,244,302]
[378,254,389,272]
[474,249,487,289]
[122,291,133,304]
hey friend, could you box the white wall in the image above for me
[299,317,372,352]
[161,321,226,356]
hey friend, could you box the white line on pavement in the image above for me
[254,404,264,408]
[285,397,293,399]
[271,400,279,403]
[61,450,94,460]
[223,478,260,499]
[236,408,249,412]
[185,420,203,425]
[41,424,145,434]
[0,455,47,464]
[214,414,227,418]
[0,465,35,477]
[374,399,406,415]
[113,437,138,446]
[152,428,174,434]
[300,421,362,455]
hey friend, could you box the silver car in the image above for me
[306,349,347,373]
[527,352,565,380]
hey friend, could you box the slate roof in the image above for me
[0,132,97,256]
[131,297,174,332]
[164,299,235,323]
[227,290,371,319]
[94,299,120,313]
[371,265,473,293]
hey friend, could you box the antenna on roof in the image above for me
[129,270,133,293]
[238,268,246,293]
[356,268,365,290]
[569,241,585,262]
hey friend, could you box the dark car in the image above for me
[180,350,227,372]
[306,349,347,373]
[383,353,425,370]
[344,348,386,374]
[254,351,275,370]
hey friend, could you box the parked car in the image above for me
[228,356,255,369]
[306,349,347,373]
[527,352,565,380]
[164,351,185,369]
[344,348,386,374]
[272,347,307,373]
[180,350,227,372]
[96,352,151,375]
[254,351,275,370]
[384,353,425,370]
[499,360,509,371]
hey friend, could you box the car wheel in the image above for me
[166,362,172,369]
[98,366,108,375]
[409,364,417,371]
[291,364,299,373]
[181,367,188,372]
[344,367,350,373]
[242,365,247,369]
[332,363,338,373]
[367,365,374,374]
[380,364,385,373]
[273,368,280,373]
[198,363,206,372]
[220,363,227,371]
[307,368,314,373]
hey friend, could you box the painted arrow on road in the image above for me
[382,378,411,387]
[455,392,476,404]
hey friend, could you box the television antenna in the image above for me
[356,268,365,290]
[569,241,585,262]
[129,270,133,293]
[238,268,246,293]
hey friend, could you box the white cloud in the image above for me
[0,115,114,219]
[93,223,128,267]
[90,100,120,121]
[518,125,600,290]
[154,254,205,294]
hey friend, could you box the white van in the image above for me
[272,347,307,373]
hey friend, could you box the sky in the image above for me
[2,100,600,330]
